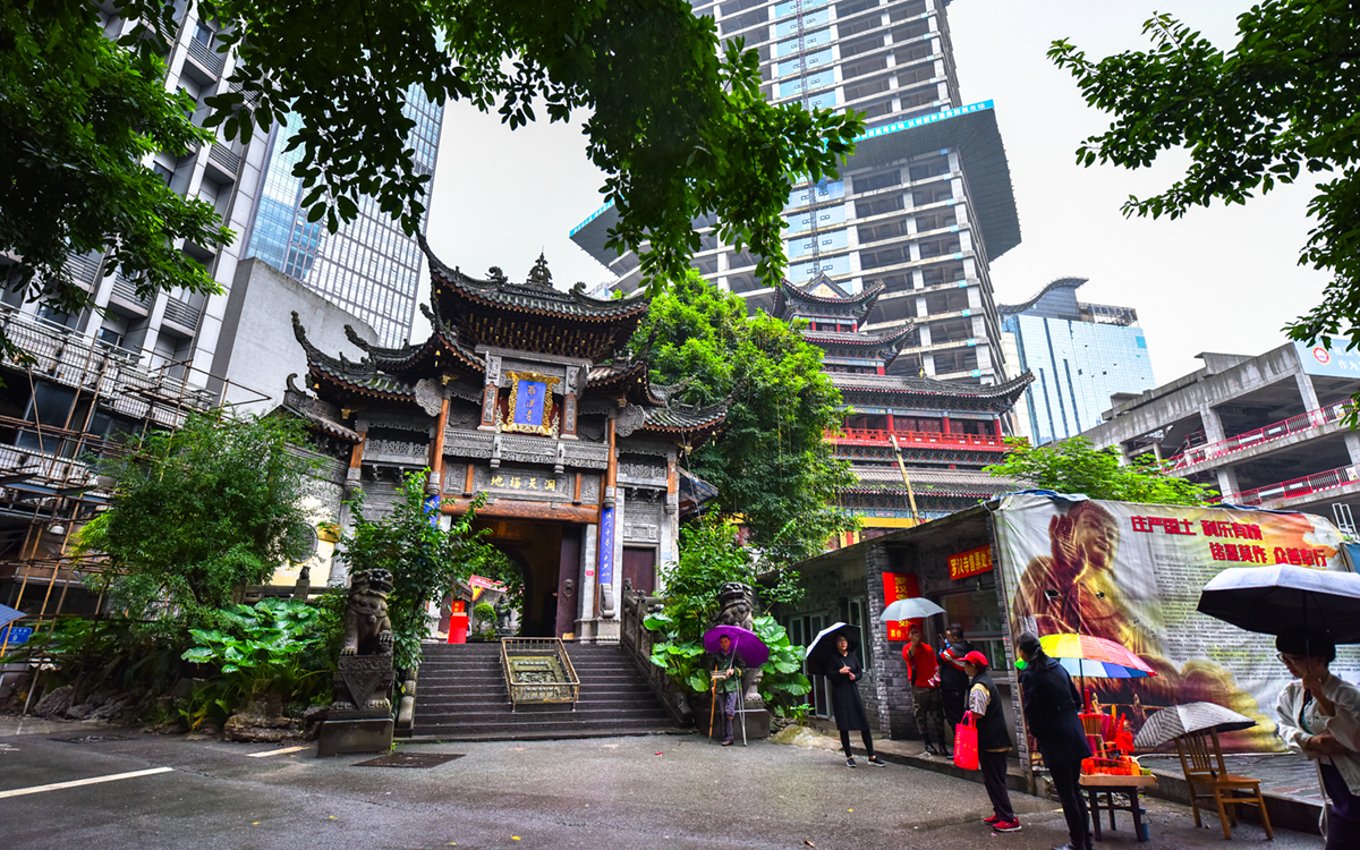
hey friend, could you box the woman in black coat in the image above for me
[829,635,887,768]
[1017,632,1093,850]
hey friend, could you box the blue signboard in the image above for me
[598,506,616,589]
[1296,341,1360,378]
[0,625,33,646]
[514,380,547,427]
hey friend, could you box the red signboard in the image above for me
[948,545,993,581]
[882,572,921,641]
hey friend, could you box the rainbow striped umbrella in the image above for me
[1039,633,1155,680]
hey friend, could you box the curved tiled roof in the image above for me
[831,371,1034,405]
[423,237,649,324]
[292,313,418,403]
[774,278,885,322]
[803,324,917,349]
[641,401,729,446]
[587,360,668,406]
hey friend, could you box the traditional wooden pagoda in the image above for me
[775,277,1032,537]
[286,244,726,641]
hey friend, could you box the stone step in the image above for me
[404,725,686,743]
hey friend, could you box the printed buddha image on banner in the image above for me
[993,493,1360,752]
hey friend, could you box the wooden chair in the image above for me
[1174,730,1274,840]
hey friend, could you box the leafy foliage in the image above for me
[181,597,338,727]
[984,437,1217,505]
[338,471,514,672]
[0,1,232,360]
[641,518,810,713]
[1047,3,1360,354]
[628,272,856,561]
[4,1,860,360]
[77,413,319,625]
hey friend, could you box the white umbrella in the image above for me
[805,622,861,676]
[1133,701,1256,749]
[1197,565,1360,642]
[879,597,946,622]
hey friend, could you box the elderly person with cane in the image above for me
[1017,632,1092,850]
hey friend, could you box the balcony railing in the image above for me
[162,297,203,330]
[1164,402,1352,472]
[186,34,225,75]
[207,142,241,174]
[1226,463,1360,507]
[827,427,1008,451]
[109,275,153,310]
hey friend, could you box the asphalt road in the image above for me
[0,721,1313,850]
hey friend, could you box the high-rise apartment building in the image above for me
[570,0,1020,384]
[999,277,1155,445]
[243,91,444,347]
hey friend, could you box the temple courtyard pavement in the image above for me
[0,717,1310,849]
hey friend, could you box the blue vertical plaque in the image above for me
[598,506,615,588]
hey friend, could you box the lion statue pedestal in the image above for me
[317,569,396,757]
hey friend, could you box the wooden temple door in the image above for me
[554,525,582,638]
[621,546,656,597]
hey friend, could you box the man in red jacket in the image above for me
[902,623,948,756]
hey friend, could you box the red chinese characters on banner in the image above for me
[948,545,994,581]
[1131,514,1328,566]
[882,572,920,641]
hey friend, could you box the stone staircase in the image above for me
[407,642,681,741]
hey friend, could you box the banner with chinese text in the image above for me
[994,493,1359,751]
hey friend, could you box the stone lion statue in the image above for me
[341,569,394,656]
[713,581,755,631]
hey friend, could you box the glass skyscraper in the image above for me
[245,88,444,346]
[570,0,1020,384]
[999,277,1156,445]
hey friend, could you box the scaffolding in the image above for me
[0,304,269,656]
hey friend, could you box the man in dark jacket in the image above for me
[1017,632,1092,850]
[938,623,974,732]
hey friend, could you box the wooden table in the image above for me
[1079,773,1157,843]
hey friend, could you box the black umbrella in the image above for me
[1197,565,1360,643]
[805,622,861,676]
[1132,701,1257,749]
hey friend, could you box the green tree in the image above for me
[78,413,318,623]
[338,471,514,671]
[1047,3,1360,352]
[3,1,861,358]
[628,271,856,562]
[984,437,1216,505]
[643,517,810,712]
[0,1,231,360]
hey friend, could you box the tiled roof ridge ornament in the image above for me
[487,266,507,283]
[526,252,553,288]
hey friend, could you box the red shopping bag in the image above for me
[953,713,980,770]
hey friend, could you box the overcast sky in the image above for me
[424,1,1327,385]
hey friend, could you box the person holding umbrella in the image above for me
[1017,632,1092,850]
[711,634,743,747]
[963,649,1021,833]
[1274,629,1360,848]
[904,622,948,757]
[829,634,887,768]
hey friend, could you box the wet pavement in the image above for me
[0,717,1320,849]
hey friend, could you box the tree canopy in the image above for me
[1047,2,1360,353]
[627,272,856,562]
[0,1,230,359]
[984,437,1216,506]
[2,0,861,357]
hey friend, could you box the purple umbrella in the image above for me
[702,625,770,669]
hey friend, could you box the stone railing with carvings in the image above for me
[620,591,693,727]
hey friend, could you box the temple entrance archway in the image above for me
[477,519,581,638]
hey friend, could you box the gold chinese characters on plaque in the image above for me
[502,371,560,436]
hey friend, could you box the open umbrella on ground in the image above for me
[701,624,770,669]
[1197,564,1360,642]
[1133,701,1257,749]
[805,622,861,677]
[879,597,946,622]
